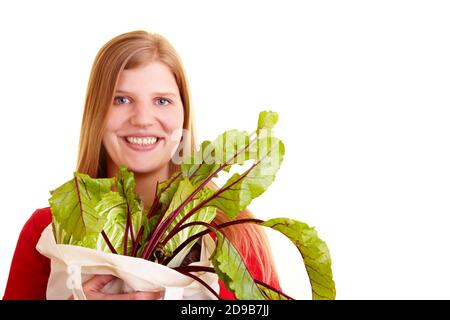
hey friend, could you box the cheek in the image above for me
[102,109,124,148]
[104,109,123,131]
[160,109,184,155]
[162,108,184,134]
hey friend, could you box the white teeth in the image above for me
[126,136,158,145]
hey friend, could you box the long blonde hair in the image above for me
[76,30,278,285]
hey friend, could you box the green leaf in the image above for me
[98,198,147,255]
[49,173,115,244]
[256,283,289,300]
[181,131,251,188]
[162,178,195,220]
[261,218,336,300]
[181,141,222,187]
[115,166,146,252]
[116,165,143,217]
[156,171,184,215]
[257,110,278,134]
[162,178,216,266]
[210,130,252,166]
[204,136,285,218]
[95,192,128,253]
[92,168,147,254]
[136,215,159,257]
[211,232,265,300]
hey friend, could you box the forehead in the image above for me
[116,61,179,93]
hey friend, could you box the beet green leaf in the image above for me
[261,218,336,300]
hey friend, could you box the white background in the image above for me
[0,0,449,299]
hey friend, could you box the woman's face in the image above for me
[102,61,184,176]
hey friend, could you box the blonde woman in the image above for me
[3,31,280,300]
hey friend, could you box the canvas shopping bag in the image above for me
[36,224,219,300]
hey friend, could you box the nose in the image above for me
[130,101,155,128]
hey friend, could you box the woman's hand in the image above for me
[72,275,163,300]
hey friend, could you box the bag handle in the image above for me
[66,264,87,300]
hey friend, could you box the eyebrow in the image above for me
[115,89,178,98]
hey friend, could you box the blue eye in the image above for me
[156,98,170,106]
[114,96,131,105]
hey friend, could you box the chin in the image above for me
[125,159,166,175]
[126,165,157,174]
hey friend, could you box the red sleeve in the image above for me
[3,208,52,300]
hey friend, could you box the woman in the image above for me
[3,30,280,300]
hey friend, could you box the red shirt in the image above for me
[3,207,278,300]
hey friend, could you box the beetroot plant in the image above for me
[49,111,336,300]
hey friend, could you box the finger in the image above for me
[102,290,164,300]
[83,274,117,292]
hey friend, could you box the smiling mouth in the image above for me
[122,136,163,151]
[125,136,159,145]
